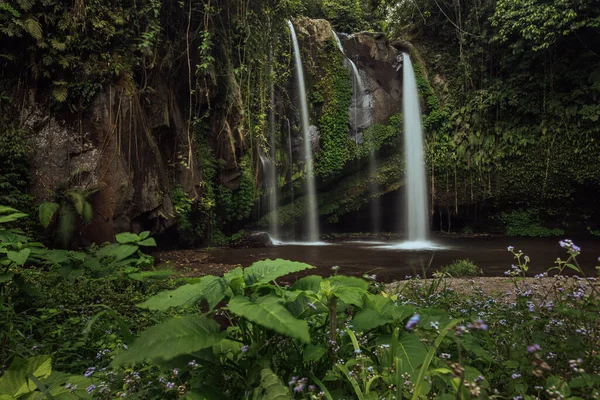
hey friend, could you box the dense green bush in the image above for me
[439,259,481,277]
[500,209,564,237]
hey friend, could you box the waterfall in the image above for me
[333,30,378,232]
[332,32,372,138]
[288,20,319,242]
[402,53,429,242]
[267,78,280,240]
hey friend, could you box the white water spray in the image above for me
[288,20,319,242]
[402,52,429,244]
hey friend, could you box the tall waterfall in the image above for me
[402,53,429,242]
[267,78,280,240]
[288,20,319,242]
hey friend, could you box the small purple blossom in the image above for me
[507,246,514,252]
[511,373,521,379]
[166,382,175,389]
[468,319,488,331]
[84,367,95,377]
[405,314,420,330]
[527,344,541,353]
[86,385,96,395]
[241,345,249,353]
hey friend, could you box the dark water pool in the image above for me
[208,236,600,282]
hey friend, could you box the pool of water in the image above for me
[208,236,600,282]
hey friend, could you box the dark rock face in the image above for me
[25,77,200,243]
[230,231,274,248]
[341,32,403,126]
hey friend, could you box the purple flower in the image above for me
[507,246,514,252]
[166,382,175,389]
[86,385,96,394]
[307,302,317,310]
[241,345,249,353]
[527,344,541,353]
[405,314,420,330]
[511,373,521,379]
[468,319,488,331]
[84,367,95,377]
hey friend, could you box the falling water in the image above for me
[288,20,319,242]
[333,30,378,232]
[402,53,429,243]
[267,78,280,240]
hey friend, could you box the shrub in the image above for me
[439,258,481,277]
[501,209,564,237]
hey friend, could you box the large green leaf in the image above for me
[138,237,157,247]
[228,295,310,343]
[138,283,205,310]
[352,294,414,331]
[7,248,31,266]
[38,202,59,228]
[243,259,314,286]
[292,275,323,292]
[115,232,139,244]
[252,369,291,400]
[394,333,428,375]
[112,315,224,365]
[138,275,228,311]
[0,356,52,397]
[325,276,368,307]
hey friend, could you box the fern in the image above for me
[23,18,42,40]
[0,3,21,18]
[252,369,291,400]
[38,202,59,228]
[17,0,36,12]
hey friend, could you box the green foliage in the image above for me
[377,0,600,227]
[0,355,93,399]
[312,40,353,178]
[500,209,564,237]
[252,368,291,400]
[438,259,481,277]
[112,315,223,365]
[0,124,32,213]
[39,187,98,248]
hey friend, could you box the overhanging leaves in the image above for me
[112,315,223,365]
[228,295,310,343]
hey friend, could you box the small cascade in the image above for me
[333,30,378,232]
[332,32,372,139]
[266,79,280,240]
[287,20,319,242]
[401,52,429,243]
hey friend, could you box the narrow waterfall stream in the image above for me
[267,77,280,241]
[288,20,320,242]
[401,53,430,244]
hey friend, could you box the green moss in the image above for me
[310,40,353,178]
